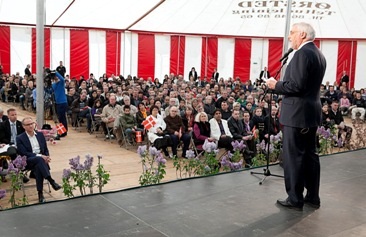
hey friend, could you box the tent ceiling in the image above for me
[0,0,365,38]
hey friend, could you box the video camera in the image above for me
[44,68,56,80]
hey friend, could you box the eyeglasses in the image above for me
[23,122,34,126]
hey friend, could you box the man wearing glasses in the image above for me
[16,117,62,203]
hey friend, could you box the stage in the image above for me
[1,149,366,237]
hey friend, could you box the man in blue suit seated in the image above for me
[16,117,61,203]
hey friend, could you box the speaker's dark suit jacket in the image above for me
[274,41,326,207]
[0,120,25,144]
[275,42,326,128]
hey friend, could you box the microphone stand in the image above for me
[250,56,290,185]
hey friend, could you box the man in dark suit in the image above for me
[227,110,255,167]
[16,117,61,203]
[266,22,326,210]
[212,68,219,82]
[188,67,198,81]
[24,64,32,77]
[0,108,24,145]
[259,66,270,80]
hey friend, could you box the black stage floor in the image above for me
[2,149,366,237]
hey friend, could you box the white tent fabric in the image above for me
[0,0,365,38]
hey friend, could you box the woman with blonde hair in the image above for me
[192,112,215,151]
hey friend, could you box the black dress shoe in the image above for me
[60,132,67,138]
[244,149,254,156]
[51,182,61,191]
[29,170,36,179]
[276,198,303,211]
[23,176,30,183]
[304,199,320,208]
[38,193,46,203]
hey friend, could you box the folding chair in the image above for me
[118,124,136,149]
[22,170,51,196]
[89,114,102,137]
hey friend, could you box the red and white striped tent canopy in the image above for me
[0,0,366,88]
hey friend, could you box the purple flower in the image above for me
[155,153,166,165]
[202,139,217,153]
[0,189,6,199]
[69,156,81,170]
[149,146,160,157]
[220,155,230,167]
[186,150,196,159]
[137,145,147,157]
[7,163,19,174]
[12,155,27,170]
[231,140,246,151]
[84,154,94,170]
[229,159,243,171]
[63,169,72,179]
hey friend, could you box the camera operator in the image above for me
[50,70,68,136]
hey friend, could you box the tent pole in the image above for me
[280,0,292,81]
[36,0,45,128]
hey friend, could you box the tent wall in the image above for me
[1,25,365,89]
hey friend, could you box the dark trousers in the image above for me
[56,102,68,131]
[218,136,233,151]
[26,156,51,192]
[169,133,191,157]
[282,126,320,206]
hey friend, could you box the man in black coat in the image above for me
[24,64,32,77]
[0,108,24,145]
[266,22,327,210]
[227,110,255,166]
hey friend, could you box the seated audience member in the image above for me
[351,92,365,120]
[164,106,191,158]
[220,101,231,120]
[136,102,148,129]
[250,107,265,142]
[242,110,256,151]
[115,105,143,144]
[16,117,61,203]
[204,95,216,117]
[264,106,281,139]
[182,106,195,134]
[24,80,35,111]
[154,100,166,118]
[328,100,353,147]
[209,109,233,151]
[164,97,178,117]
[0,108,24,146]
[70,93,91,131]
[324,85,338,104]
[121,96,138,116]
[146,105,171,157]
[101,94,123,139]
[227,110,255,166]
[321,103,332,129]
[339,94,351,116]
[193,112,215,151]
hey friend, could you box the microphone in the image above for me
[279,48,294,62]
